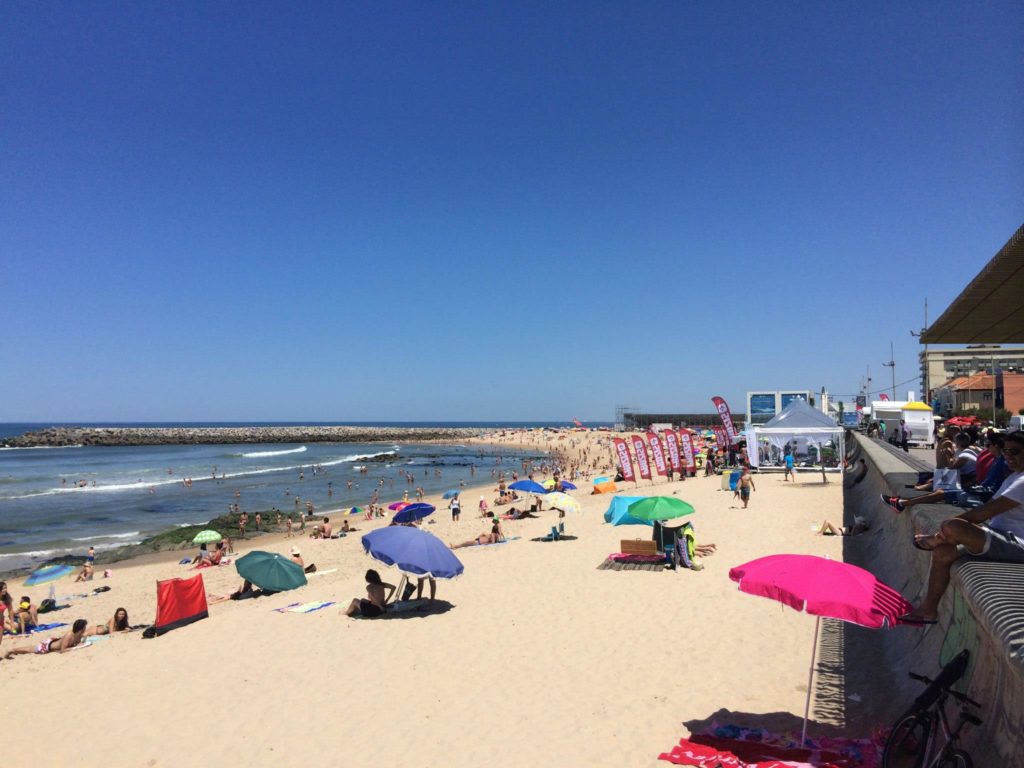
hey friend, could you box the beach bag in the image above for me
[933,468,960,491]
[38,598,57,614]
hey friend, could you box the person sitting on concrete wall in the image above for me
[882,435,1008,513]
[899,431,1024,624]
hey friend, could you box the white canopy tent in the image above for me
[754,399,844,471]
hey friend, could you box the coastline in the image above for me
[1,425,485,448]
[1,434,545,579]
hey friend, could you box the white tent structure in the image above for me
[754,399,844,471]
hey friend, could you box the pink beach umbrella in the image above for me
[728,554,912,745]
[388,501,410,512]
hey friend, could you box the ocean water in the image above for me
[0,428,556,572]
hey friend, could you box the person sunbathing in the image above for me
[190,544,213,566]
[817,517,869,536]
[450,521,504,549]
[290,547,317,573]
[344,569,395,618]
[108,607,130,633]
[6,619,88,658]
[74,561,94,582]
[16,596,38,633]
[507,506,538,520]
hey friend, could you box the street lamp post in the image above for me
[883,342,896,401]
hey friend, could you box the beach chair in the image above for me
[539,522,566,542]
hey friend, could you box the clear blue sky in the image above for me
[2,2,1021,422]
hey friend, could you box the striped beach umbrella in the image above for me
[25,564,75,587]
[192,530,223,545]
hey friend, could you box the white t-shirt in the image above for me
[957,450,977,478]
[990,471,1024,538]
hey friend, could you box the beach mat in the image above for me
[273,601,336,614]
[658,729,881,767]
[4,622,68,637]
[597,555,665,572]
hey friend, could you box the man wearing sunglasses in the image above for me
[901,431,1024,625]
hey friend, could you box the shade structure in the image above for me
[235,550,307,592]
[592,481,618,494]
[388,501,410,511]
[392,503,435,524]
[728,554,913,744]
[361,526,464,579]
[151,574,208,637]
[557,481,577,491]
[346,506,364,516]
[626,497,695,522]
[192,529,222,545]
[543,492,580,515]
[603,496,651,527]
[509,480,547,494]
[442,489,461,499]
[24,564,74,586]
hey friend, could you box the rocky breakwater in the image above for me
[2,425,484,447]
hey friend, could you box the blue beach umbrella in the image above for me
[392,503,435,524]
[361,527,464,579]
[442,489,461,499]
[25,564,75,586]
[604,496,652,527]
[556,481,577,491]
[509,480,546,494]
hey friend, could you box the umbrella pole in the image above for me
[801,615,821,746]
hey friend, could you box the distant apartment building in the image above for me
[933,372,1024,417]
[919,345,1024,401]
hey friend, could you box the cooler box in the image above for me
[720,470,736,491]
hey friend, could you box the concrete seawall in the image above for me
[1,426,484,447]
[844,433,1024,764]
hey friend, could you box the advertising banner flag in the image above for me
[631,434,651,480]
[714,427,727,447]
[663,430,682,472]
[679,431,696,473]
[612,438,635,483]
[647,432,667,476]
[711,396,740,444]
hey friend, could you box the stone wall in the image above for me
[844,433,1024,764]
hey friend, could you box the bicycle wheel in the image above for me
[883,713,931,768]
[931,748,973,768]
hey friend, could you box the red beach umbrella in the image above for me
[728,554,912,745]
[388,501,410,512]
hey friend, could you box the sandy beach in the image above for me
[1,431,865,767]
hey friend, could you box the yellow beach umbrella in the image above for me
[544,492,580,515]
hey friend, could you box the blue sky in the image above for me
[2,2,1021,422]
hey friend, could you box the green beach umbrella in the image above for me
[235,550,307,592]
[346,507,364,516]
[626,497,695,522]
[192,529,223,545]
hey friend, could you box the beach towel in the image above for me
[272,601,336,614]
[481,536,520,547]
[4,622,68,637]
[658,726,882,768]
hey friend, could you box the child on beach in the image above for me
[735,467,755,508]
[6,619,88,658]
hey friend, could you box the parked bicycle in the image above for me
[882,649,982,768]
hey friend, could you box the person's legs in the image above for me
[818,521,841,535]
[345,599,361,616]
[908,520,988,620]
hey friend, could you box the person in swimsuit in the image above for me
[0,581,13,638]
[450,520,505,549]
[344,569,395,618]
[817,517,870,536]
[736,467,755,508]
[6,619,88,658]
[107,607,130,632]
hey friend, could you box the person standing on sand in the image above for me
[286,517,294,537]
[736,467,755,508]
[238,511,248,538]
[254,512,262,532]
[783,451,796,482]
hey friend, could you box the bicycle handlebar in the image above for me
[907,672,982,709]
